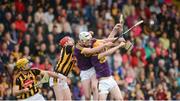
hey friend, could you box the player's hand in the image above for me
[23,88,29,93]
[119,42,126,48]
[124,41,133,50]
[118,37,126,42]
[113,23,123,32]
[105,42,113,47]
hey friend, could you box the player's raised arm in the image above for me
[108,14,124,38]
[78,32,113,55]
[80,42,113,54]
[108,23,123,38]
[98,42,125,59]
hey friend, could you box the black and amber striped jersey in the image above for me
[55,46,75,76]
[13,69,41,99]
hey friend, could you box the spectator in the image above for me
[11,44,22,60]
[145,40,155,59]
[32,56,41,69]
[20,34,34,55]
[46,34,55,46]
[0,42,10,64]
[159,32,170,50]
[22,46,30,58]
[155,83,168,100]
[150,0,161,14]
[47,44,57,68]
[44,7,54,25]
[23,5,34,21]
[112,50,122,70]
[15,0,25,13]
[10,23,18,44]
[39,57,52,71]
[122,0,135,19]
[61,16,72,33]
[2,12,13,31]
[34,7,45,23]
[77,18,88,33]
[14,13,27,33]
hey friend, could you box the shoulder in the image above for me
[75,44,84,51]
[31,69,41,76]
[65,45,74,54]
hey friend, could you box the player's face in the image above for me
[22,63,30,71]
[82,39,91,47]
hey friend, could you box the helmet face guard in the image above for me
[79,32,93,47]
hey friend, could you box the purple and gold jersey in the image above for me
[74,44,93,70]
[91,40,111,78]
[91,55,111,78]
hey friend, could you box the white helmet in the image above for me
[79,31,92,41]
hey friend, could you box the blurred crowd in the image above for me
[0,0,180,100]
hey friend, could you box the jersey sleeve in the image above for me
[31,69,41,76]
[66,45,73,54]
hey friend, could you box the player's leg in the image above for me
[49,77,64,100]
[63,88,72,100]
[62,81,72,100]
[53,84,63,100]
[90,73,98,100]
[81,79,91,100]
[98,78,110,100]
[110,86,123,100]
[98,93,108,100]
[80,68,95,100]
[109,80,123,100]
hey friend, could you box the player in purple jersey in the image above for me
[74,23,124,100]
[74,33,113,100]
[91,40,128,100]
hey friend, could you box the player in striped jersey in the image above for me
[13,58,66,100]
[49,34,76,100]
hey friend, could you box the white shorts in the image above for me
[98,76,118,94]
[49,74,68,89]
[80,67,96,81]
[21,93,45,101]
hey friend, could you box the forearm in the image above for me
[47,71,59,78]
[82,44,106,54]
[13,88,28,96]
[47,71,66,80]
[102,37,117,42]
[99,45,121,58]
[108,28,118,38]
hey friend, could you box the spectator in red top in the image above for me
[15,0,25,13]
[126,8,138,28]
[39,58,52,71]
[14,13,26,33]
[131,38,147,67]
[32,56,41,69]
[155,83,168,100]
